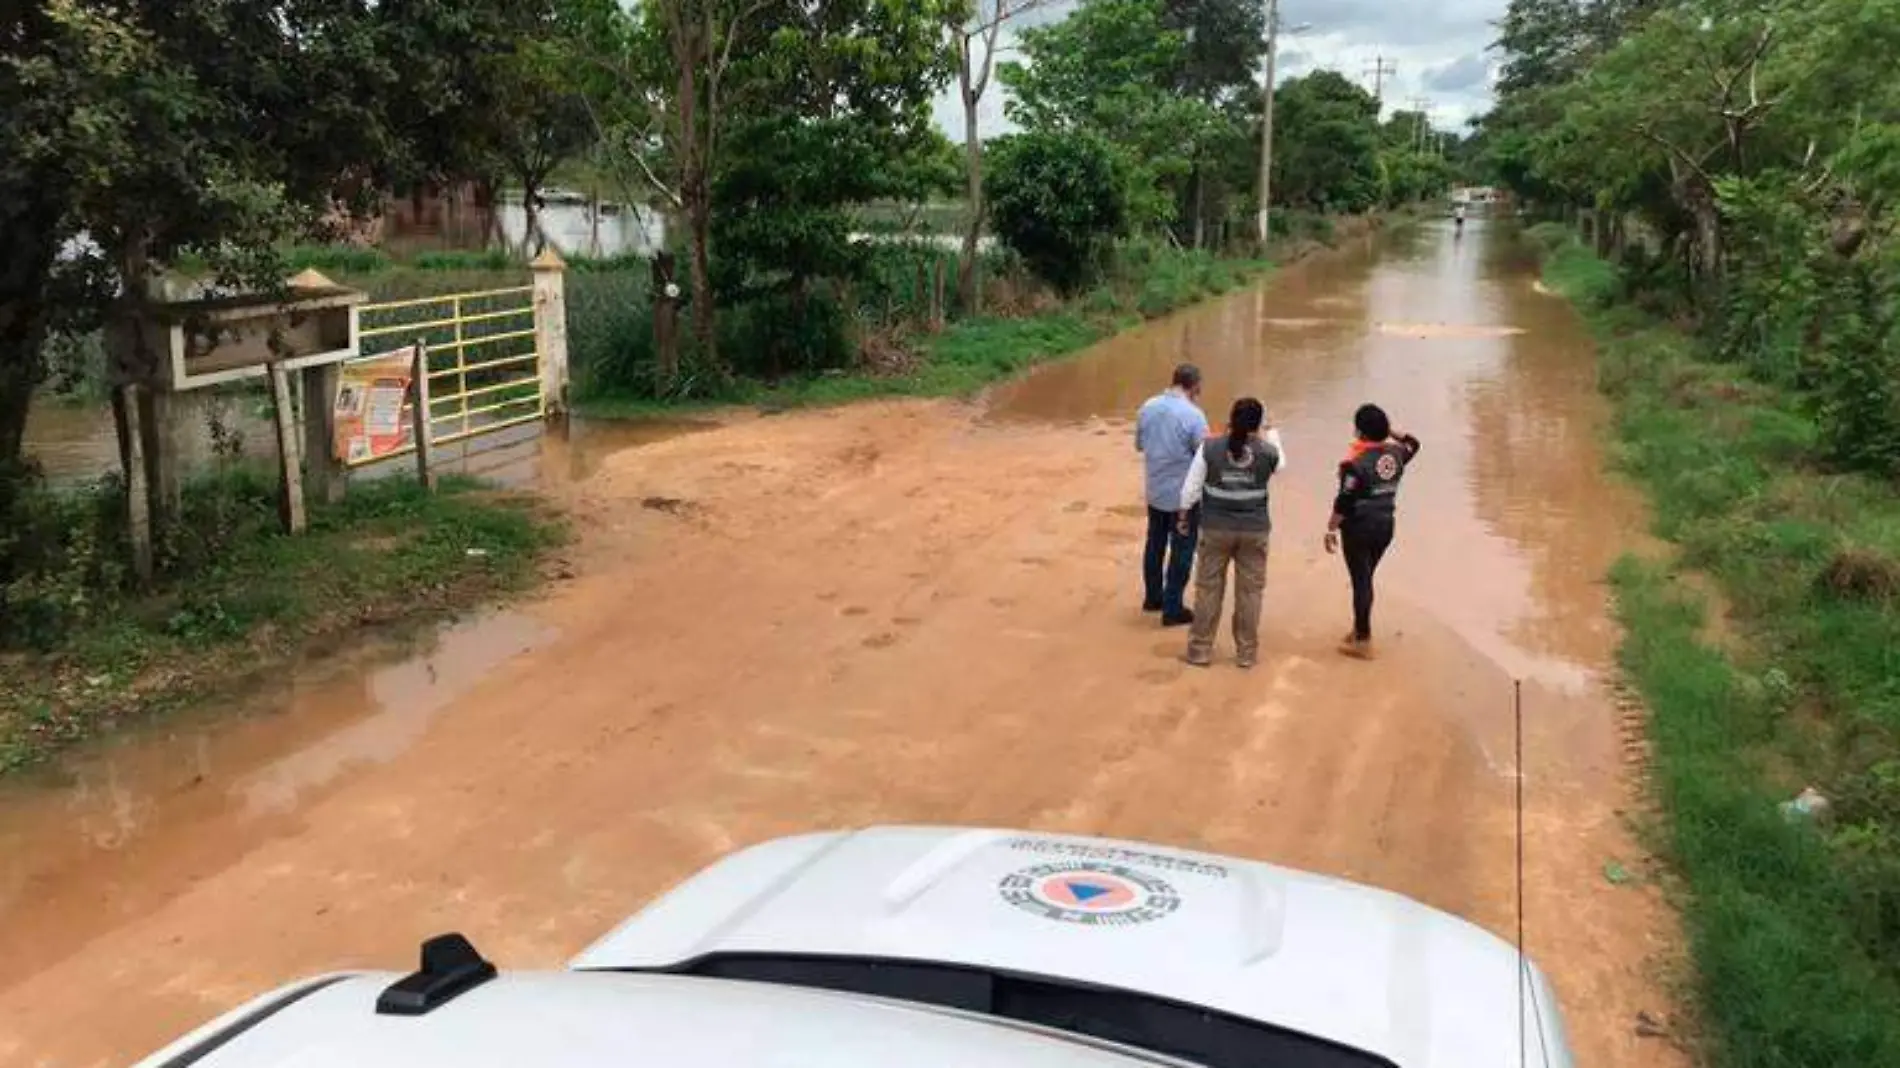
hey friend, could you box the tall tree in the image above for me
[634,0,777,376]
[481,2,612,253]
[949,0,1044,313]
[0,0,426,521]
[1270,71,1382,213]
[999,0,1226,230]
[1160,0,1268,247]
[711,0,963,374]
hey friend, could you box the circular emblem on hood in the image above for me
[998,862,1181,926]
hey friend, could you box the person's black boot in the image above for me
[1161,608,1195,627]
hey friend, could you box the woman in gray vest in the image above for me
[1177,398,1282,669]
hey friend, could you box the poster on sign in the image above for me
[333,348,417,463]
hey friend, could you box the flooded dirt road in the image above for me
[0,222,1686,1067]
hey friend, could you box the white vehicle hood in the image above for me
[130,972,1185,1068]
[570,826,1572,1068]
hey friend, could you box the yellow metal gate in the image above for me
[346,284,542,467]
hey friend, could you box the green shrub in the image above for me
[348,269,527,302]
[1810,264,1900,478]
[284,244,394,274]
[42,329,108,400]
[1272,210,1336,244]
[1543,239,1621,308]
[0,467,284,651]
[854,241,961,325]
[0,473,128,650]
[410,248,516,272]
[724,290,854,379]
[568,252,651,274]
[567,270,653,395]
[987,130,1128,294]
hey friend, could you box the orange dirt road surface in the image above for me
[0,223,1690,1067]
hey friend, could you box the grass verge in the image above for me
[1,475,564,776]
[575,245,1274,419]
[1536,224,1900,1066]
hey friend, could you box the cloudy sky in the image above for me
[931,0,1504,142]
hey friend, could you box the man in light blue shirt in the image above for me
[1135,364,1208,625]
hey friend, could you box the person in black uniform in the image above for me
[1323,404,1420,660]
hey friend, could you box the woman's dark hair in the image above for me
[1228,397,1264,461]
[1354,403,1391,442]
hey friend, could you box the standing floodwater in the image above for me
[991,221,1644,689]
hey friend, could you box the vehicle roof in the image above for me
[570,826,1568,1068]
[131,971,1181,1068]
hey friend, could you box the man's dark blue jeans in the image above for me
[1143,505,1200,615]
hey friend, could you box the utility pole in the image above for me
[1363,54,1397,114]
[1410,96,1431,152]
[1255,1,1311,248]
[1256,0,1281,248]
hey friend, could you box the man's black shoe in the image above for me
[1161,609,1195,627]
[1142,600,1163,613]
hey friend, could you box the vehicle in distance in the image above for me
[133,826,1575,1068]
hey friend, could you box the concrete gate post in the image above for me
[531,249,570,417]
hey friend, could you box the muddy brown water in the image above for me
[0,221,1687,1068]
[988,221,1636,690]
[23,397,709,492]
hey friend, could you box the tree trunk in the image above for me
[652,252,681,383]
[522,191,543,257]
[0,209,59,512]
[958,65,985,315]
[0,350,36,522]
[0,310,47,496]
[674,21,719,374]
[112,236,180,546]
[1688,184,1723,313]
[590,178,603,259]
[688,188,716,368]
[471,179,502,252]
[1192,162,1206,250]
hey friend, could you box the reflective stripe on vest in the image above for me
[1200,439,1277,532]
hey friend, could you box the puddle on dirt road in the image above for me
[989,221,1647,691]
[3,397,702,991]
[0,610,555,989]
[25,391,712,491]
[348,413,716,490]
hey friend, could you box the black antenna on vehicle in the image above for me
[1515,677,1527,1068]
[1514,678,1553,1068]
